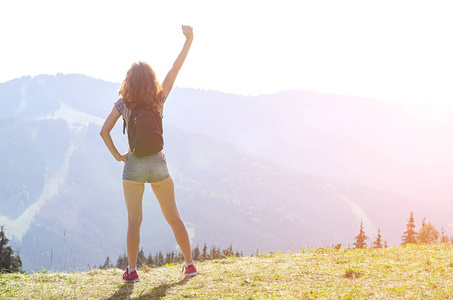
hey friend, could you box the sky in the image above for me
[1,0,452,106]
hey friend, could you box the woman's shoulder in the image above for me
[114,98,125,110]
[114,97,124,106]
[114,98,129,116]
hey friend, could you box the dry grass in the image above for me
[2,244,453,299]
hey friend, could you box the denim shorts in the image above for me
[122,151,170,183]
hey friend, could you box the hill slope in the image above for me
[2,245,453,299]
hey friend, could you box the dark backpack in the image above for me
[123,107,163,157]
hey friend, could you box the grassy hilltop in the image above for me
[2,244,453,299]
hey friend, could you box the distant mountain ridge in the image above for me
[0,74,451,273]
[164,88,453,202]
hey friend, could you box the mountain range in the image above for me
[0,74,452,273]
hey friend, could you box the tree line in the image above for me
[353,211,448,249]
[100,244,244,270]
[1,210,450,274]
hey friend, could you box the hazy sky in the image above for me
[2,0,452,106]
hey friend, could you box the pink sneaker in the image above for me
[123,267,139,283]
[182,262,197,277]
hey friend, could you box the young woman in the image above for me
[100,25,196,282]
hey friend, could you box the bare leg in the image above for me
[123,179,145,269]
[151,176,192,263]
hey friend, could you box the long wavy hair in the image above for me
[119,61,163,113]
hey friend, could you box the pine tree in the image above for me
[157,251,164,266]
[401,211,418,246]
[165,251,172,264]
[223,244,234,258]
[137,248,146,267]
[201,243,207,261]
[0,226,23,273]
[192,245,200,261]
[209,246,216,259]
[0,226,6,253]
[417,219,439,244]
[101,256,113,269]
[116,252,128,269]
[353,220,369,249]
[372,228,383,248]
[146,253,154,266]
[177,251,184,263]
[441,228,449,244]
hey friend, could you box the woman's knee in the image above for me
[128,215,143,227]
[166,215,184,228]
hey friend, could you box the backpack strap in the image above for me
[122,116,126,134]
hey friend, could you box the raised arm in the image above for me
[161,25,193,99]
